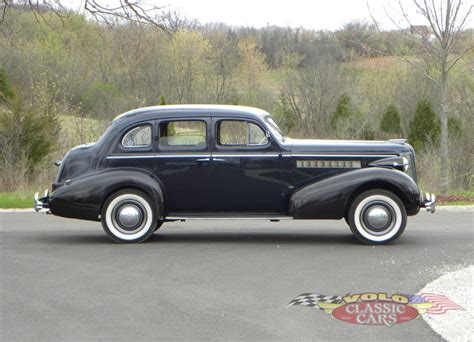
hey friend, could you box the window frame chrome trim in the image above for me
[120,125,153,149]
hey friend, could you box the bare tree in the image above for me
[370,0,473,194]
[1,0,171,33]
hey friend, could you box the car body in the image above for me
[34,105,435,244]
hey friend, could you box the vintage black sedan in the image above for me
[34,105,435,244]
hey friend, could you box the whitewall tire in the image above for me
[348,189,407,245]
[101,189,157,243]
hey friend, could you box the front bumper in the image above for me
[420,192,436,213]
[34,190,51,214]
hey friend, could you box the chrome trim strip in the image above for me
[107,153,399,159]
[289,154,398,158]
[212,153,280,158]
[155,154,211,158]
[107,155,155,159]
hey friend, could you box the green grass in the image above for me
[438,201,473,206]
[0,190,472,209]
[0,192,34,209]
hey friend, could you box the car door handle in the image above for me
[212,158,226,162]
[196,158,211,162]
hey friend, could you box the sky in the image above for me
[162,0,427,31]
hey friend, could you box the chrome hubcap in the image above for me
[111,200,147,234]
[360,200,396,236]
[365,206,390,229]
[118,205,142,228]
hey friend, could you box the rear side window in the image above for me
[218,120,268,146]
[159,121,207,147]
[121,125,152,148]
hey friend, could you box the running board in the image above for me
[164,214,293,221]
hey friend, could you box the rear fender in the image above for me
[49,168,165,221]
[289,168,420,219]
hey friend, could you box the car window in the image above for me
[159,121,207,147]
[218,120,268,146]
[121,125,152,148]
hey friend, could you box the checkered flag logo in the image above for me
[288,293,344,309]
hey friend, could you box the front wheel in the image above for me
[348,189,407,245]
[101,189,157,243]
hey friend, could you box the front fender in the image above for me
[289,168,420,219]
[49,168,165,221]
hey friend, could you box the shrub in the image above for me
[380,104,402,135]
[331,94,352,130]
[409,98,440,151]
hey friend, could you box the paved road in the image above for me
[1,211,472,341]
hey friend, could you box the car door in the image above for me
[154,117,212,213]
[209,117,288,213]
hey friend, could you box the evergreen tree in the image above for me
[159,95,166,105]
[331,94,352,130]
[380,104,402,135]
[409,98,440,151]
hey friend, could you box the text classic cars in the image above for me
[34,105,435,244]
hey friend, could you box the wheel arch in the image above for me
[344,180,416,218]
[49,168,166,221]
[289,168,421,219]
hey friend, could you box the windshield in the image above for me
[264,116,287,143]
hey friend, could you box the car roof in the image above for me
[113,104,271,123]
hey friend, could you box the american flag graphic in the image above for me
[409,293,465,314]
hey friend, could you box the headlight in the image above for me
[402,157,409,172]
[400,152,416,181]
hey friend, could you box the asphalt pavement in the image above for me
[1,210,473,341]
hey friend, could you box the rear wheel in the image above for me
[101,189,157,243]
[348,189,407,245]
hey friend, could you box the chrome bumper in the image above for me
[34,190,51,214]
[420,193,436,213]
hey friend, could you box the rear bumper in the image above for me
[34,190,51,214]
[420,193,436,213]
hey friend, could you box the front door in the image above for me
[154,117,212,213]
[209,117,287,213]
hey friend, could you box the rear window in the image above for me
[121,125,152,148]
[159,121,207,147]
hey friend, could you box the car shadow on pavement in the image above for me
[25,227,423,246]
[25,230,358,245]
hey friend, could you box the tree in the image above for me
[0,70,59,190]
[167,30,211,103]
[331,94,352,130]
[159,95,166,105]
[380,104,402,135]
[409,98,440,151]
[238,38,267,102]
[371,0,473,193]
[331,94,374,140]
[1,0,171,32]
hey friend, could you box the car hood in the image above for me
[282,138,411,155]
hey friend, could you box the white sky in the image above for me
[162,0,428,30]
[65,0,473,31]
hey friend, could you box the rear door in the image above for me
[154,117,212,213]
